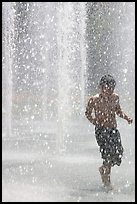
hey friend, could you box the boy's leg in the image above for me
[99,164,112,187]
[104,165,111,187]
[99,165,105,183]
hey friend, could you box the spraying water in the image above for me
[2,2,135,202]
[2,2,15,138]
[2,2,87,153]
[56,2,87,152]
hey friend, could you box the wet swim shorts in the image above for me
[95,126,124,166]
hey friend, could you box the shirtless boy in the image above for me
[85,74,133,189]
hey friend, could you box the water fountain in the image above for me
[2,2,15,138]
[2,2,135,152]
[2,2,135,202]
[2,2,87,153]
[56,2,87,152]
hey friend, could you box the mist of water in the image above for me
[2,2,135,154]
[2,2,135,202]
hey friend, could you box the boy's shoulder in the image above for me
[88,94,100,103]
[112,92,119,99]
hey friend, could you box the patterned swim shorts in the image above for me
[95,126,124,166]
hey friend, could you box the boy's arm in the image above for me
[85,97,96,125]
[115,95,133,124]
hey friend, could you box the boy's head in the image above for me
[99,74,116,95]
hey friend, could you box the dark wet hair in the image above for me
[99,74,116,89]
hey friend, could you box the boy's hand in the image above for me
[127,117,133,124]
[90,118,97,126]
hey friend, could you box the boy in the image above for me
[85,74,133,190]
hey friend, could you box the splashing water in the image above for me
[2,2,135,202]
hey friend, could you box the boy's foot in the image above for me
[105,183,113,192]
